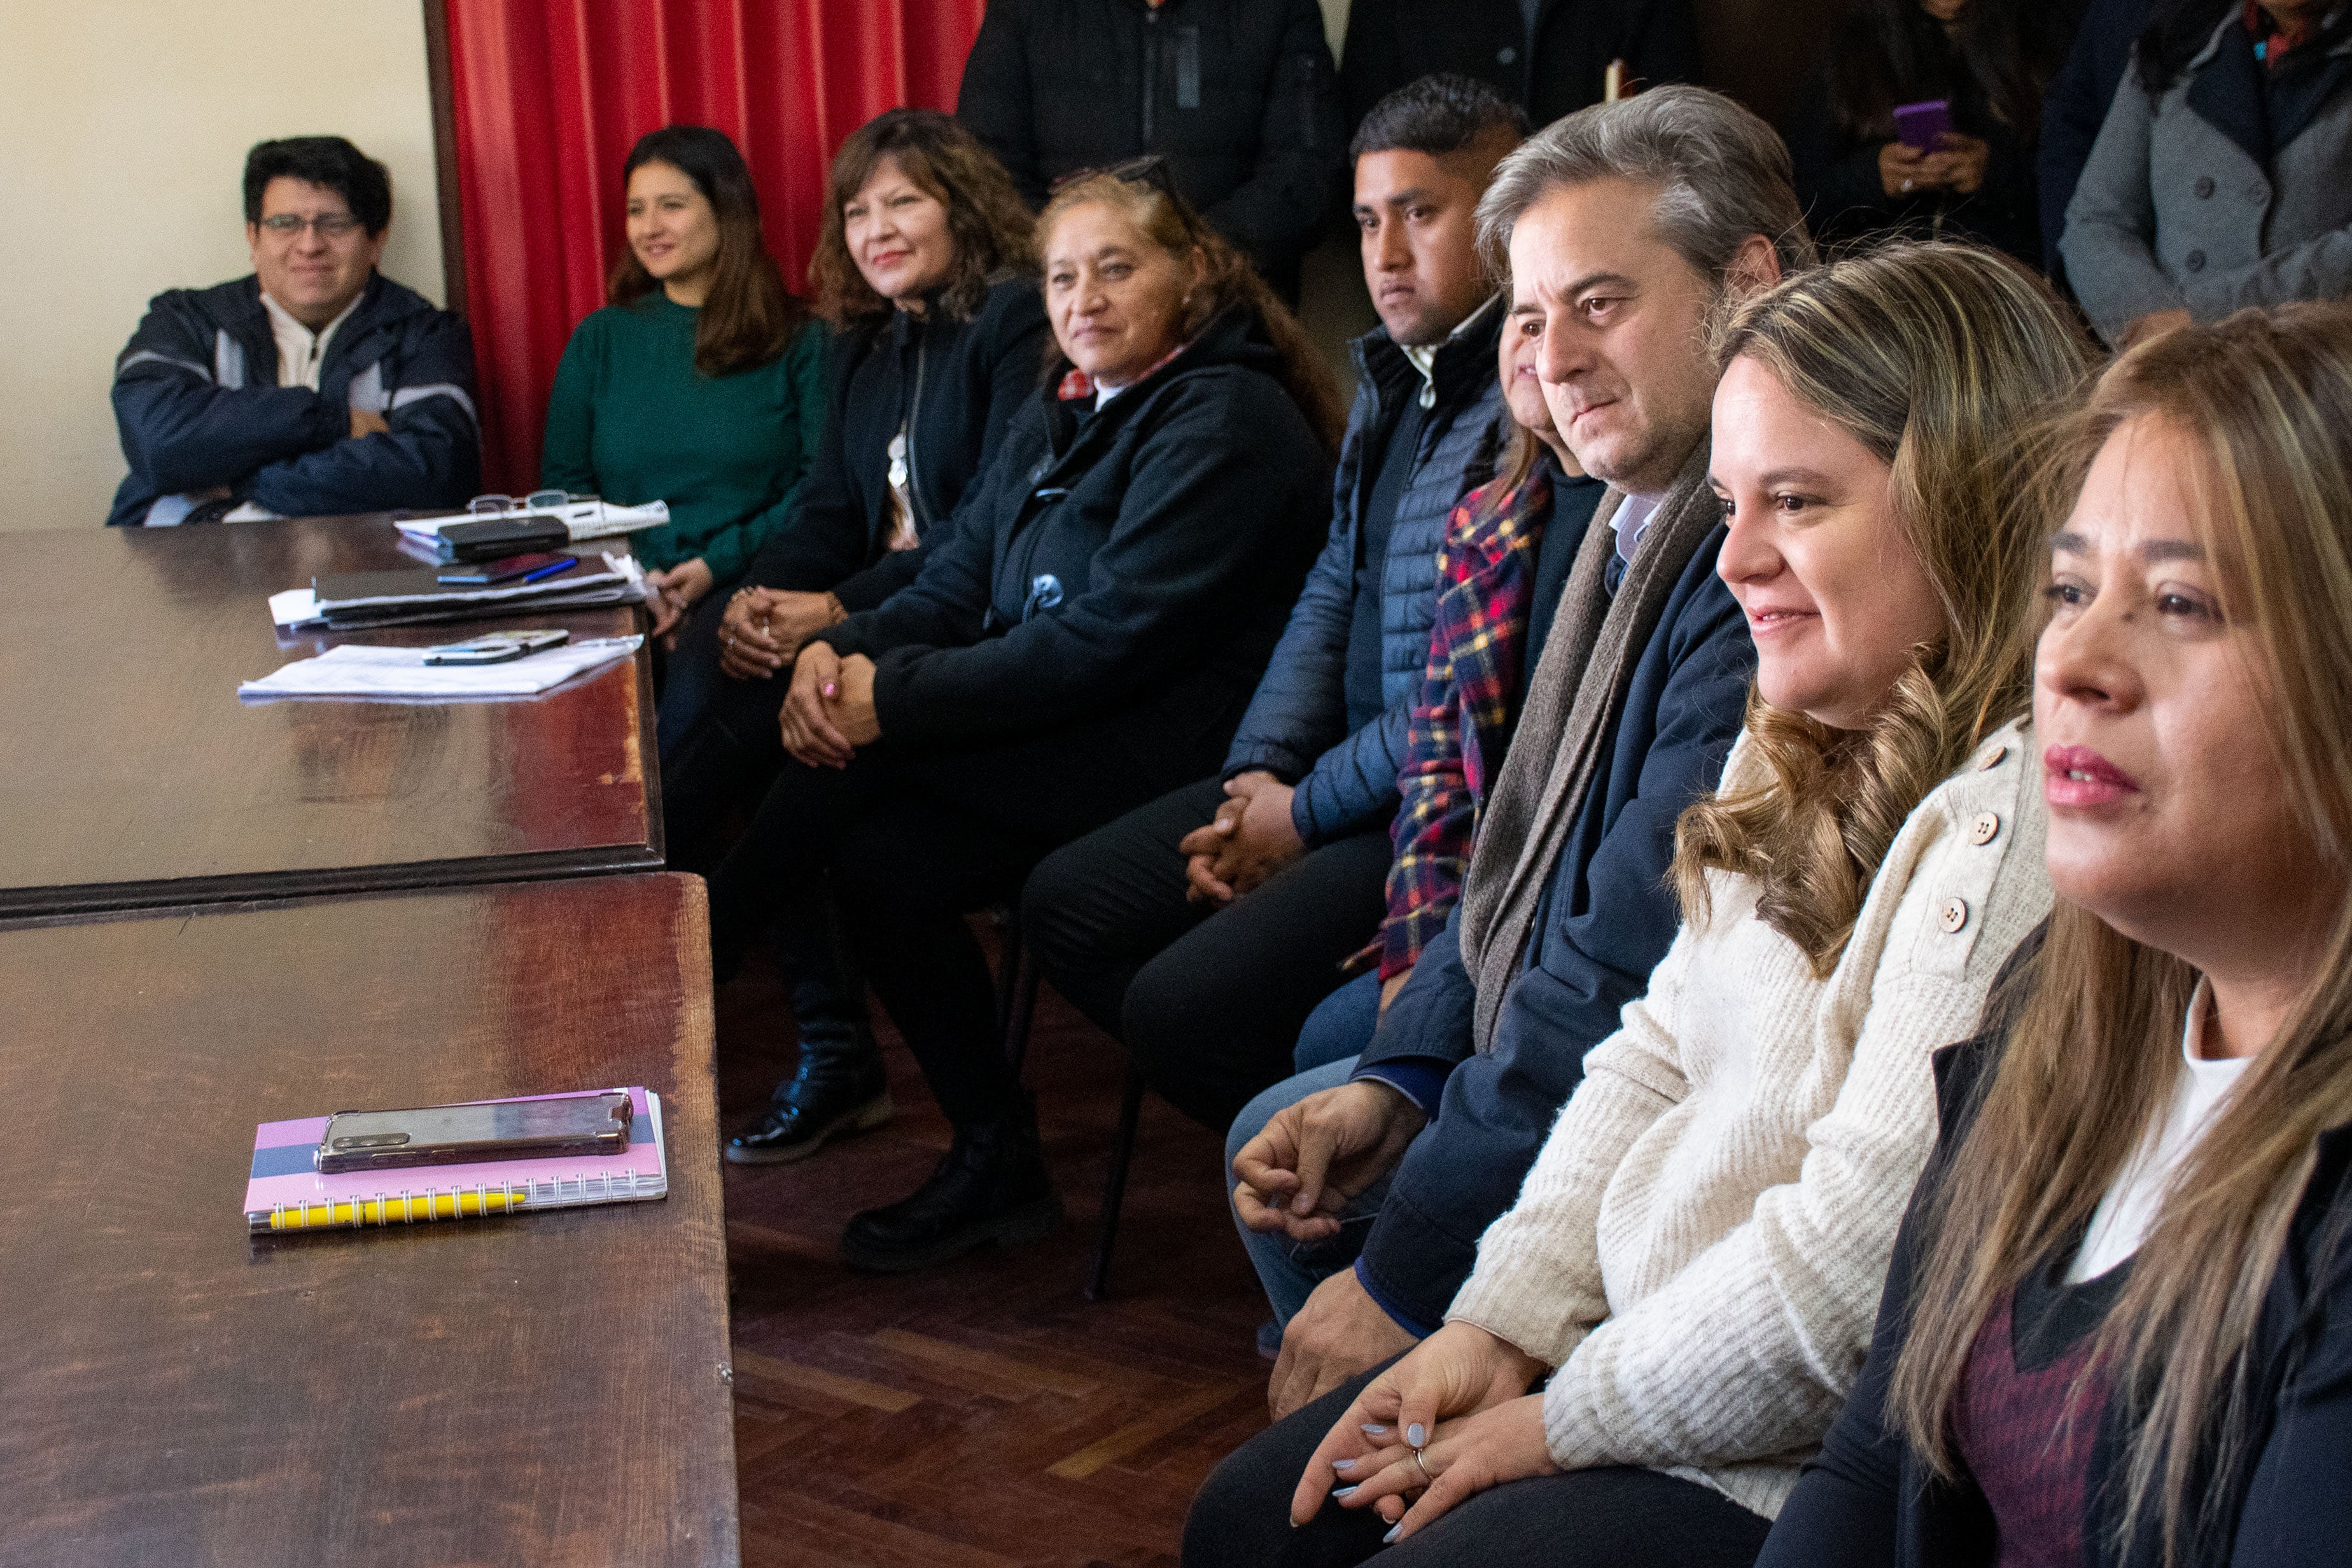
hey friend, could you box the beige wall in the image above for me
[0,1,444,531]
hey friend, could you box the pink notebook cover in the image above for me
[244,1086,667,1232]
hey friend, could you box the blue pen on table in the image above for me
[521,556,579,584]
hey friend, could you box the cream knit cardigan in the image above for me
[1446,718,2052,1520]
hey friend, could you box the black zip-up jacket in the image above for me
[1340,0,1702,132]
[1764,927,2352,1568]
[816,304,1331,782]
[108,271,479,527]
[955,0,1345,290]
[734,273,1049,613]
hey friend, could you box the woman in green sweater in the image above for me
[541,125,827,742]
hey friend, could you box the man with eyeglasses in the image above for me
[108,136,479,528]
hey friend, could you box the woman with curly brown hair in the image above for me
[660,111,1053,1168]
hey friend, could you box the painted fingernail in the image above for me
[1359,1424,1389,1437]
[1383,1524,1403,1544]
[1333,1485,1358,1499]
[1333,1458,1354,1472]
[1405,1424,1426,1447]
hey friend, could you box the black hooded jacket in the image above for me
[816,303,1332,783]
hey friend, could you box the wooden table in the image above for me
[0,517,661,917]
[0,874,736,1568]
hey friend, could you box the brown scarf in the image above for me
[1458,440,1723,1052]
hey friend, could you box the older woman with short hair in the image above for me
[1183,241,2090,1568]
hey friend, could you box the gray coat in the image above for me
[2061,17,2352,345]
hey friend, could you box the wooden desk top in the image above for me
[0,517,661,917]
[0,874,736,1568]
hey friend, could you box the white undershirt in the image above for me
[2067,977,2251,1282]
[260,290,360,390]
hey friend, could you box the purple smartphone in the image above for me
[1894,99,1954,150]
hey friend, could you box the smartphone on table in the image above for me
[421,629,570,666]
[437,552,578,585]
[316,1089,634,1173]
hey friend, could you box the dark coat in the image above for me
[2036,0,2155,274]
[738,274,1049,613]
[1348,526,1754,1331]
[1220,305,1511,848]
[816,304,1330,783]
[108,272,479,527]
[955,0,1345,290]
[1763,926,2352,1567]
[1340,0,1702,131]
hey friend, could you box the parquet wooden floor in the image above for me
[716,923,1275,1568]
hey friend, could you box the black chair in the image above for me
[996,916,1145,1301]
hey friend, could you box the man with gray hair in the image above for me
[1223,84,1811,1427]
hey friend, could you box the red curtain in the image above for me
[442,0,989,493]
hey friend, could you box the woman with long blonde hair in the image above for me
[1761,303,2352,1566]
[1185,240,2088,1568]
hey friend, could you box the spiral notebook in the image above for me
[243,1086,668,1234]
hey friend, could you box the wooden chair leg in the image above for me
[1000,928,1042,1081]
[1086,1063,1148,1301]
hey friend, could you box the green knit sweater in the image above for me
[539,293,828,582]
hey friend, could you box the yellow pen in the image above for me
[264,1189,522,1230]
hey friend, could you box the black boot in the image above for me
[839,1114,1063,1273]
[725,1037,893,1165]
[727,882,890,1165]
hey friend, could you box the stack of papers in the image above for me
[393,498,668,549]
[239,635,643,701]
[271,552,647,631]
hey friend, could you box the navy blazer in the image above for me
[1349,524,1755,1331]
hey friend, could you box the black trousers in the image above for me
[654,581,739,759]
[1183,1363,1774,1568]
[706,717,1198,1132]
[1023,777,1393,1131]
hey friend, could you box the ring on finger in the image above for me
[1411,1449,1433,1485]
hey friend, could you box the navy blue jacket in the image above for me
[1221,304,1511,847]
[2037,0,2154,275]
[108,272,479,527]
[738,274,1049,614]
[1764,930,2352,1567]
[818,303,1330,782]
[1348,524,1754,1333]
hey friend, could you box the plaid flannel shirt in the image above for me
[1368,463,1555,978]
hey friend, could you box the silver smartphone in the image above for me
[421,628,570,666]
[316,1089,633,1173]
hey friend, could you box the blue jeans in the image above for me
[1224,971,1387,1327]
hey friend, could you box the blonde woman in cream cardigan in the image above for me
[1180,242,2090,1568]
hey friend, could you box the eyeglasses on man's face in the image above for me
[257,213,365,241]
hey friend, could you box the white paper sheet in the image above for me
[239,636,643,701]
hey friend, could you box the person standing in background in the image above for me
[955,0,1346,300]
[108,136,479,528]
[1783,0,2080,267]
[2034,0,2155,279]
[2062,0,2352,349]
[539,124,827,740]
[1339,0,1704,132]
